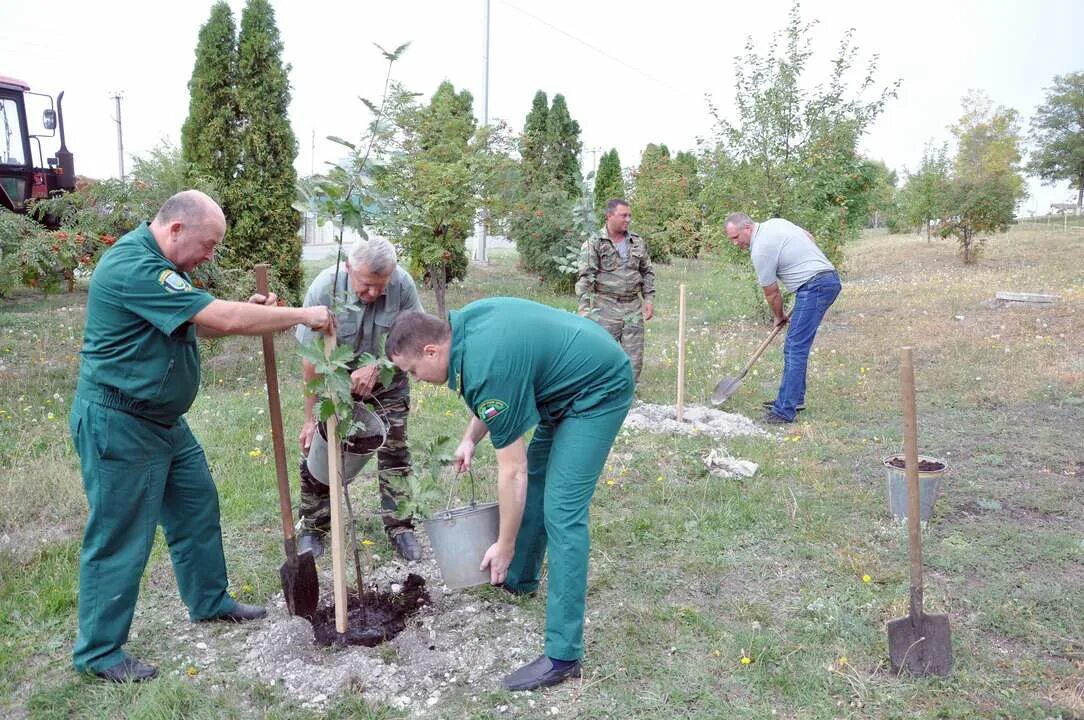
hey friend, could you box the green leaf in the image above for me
[327,135,357,151]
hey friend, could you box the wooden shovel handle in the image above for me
[736,309,792,379]
[900,346,924,623]
[255,265,297,555]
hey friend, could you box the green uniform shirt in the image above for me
[76,222,214,425]
[447,298,632,449]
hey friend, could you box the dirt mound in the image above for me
[233,537,538,713]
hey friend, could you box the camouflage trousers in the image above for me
[298,391,413,538]
[589,295,644,381]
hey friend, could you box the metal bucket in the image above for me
[884,454,947,521]
[306,405,387,485]
[423,502,500,589]
[422,470,500,589]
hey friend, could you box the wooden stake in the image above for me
[325,335,348,634]
[676,283,686,423]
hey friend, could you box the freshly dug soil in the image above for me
[886,457,945,472]
[311,573,429,647]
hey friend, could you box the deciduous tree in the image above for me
[1027,71,1084,209]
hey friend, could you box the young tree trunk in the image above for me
[431,262,447,319]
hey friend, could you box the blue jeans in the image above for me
[771,272,841,421]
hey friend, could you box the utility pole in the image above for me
[110,92,125,178]
[474,0,491,263]
[584,146,603,195]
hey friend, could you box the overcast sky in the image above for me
[3,0,1081,214]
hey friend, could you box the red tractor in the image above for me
[0,75,75,217]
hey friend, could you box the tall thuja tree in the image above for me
[228,0,301,302]
[509,91,587,287]
[545,94,583,197]
[593,148,625,226]
[379,81,477,318]
[520,91,549,191]
[704,2,898,268]
[1027,71,1084,209]
[181,1,239,192]
[632,143,676,263]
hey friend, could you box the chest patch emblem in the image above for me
[158,269,192,293]
[477,398,508,422]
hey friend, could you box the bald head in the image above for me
[151,190,227,272]
[153,189,224,229]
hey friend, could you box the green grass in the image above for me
[1,232,1083,718]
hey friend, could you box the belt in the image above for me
[604,293,641,302]
[799,269,837,290]
[75,379,177,427]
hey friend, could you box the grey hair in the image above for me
[724,212,754,229]
[347,237,398,275]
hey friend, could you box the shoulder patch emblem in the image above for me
[158,269,192,293]
[476,398,508,422]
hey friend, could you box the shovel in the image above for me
[255,265,319,620]
[710,311,790,406]
[887,346,953,677]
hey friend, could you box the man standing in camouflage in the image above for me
[295,238,424,562]
[575,199,656,381]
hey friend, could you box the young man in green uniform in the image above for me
[386,298,635,691]
[70,190,335,682]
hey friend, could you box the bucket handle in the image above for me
[443,468,478,514]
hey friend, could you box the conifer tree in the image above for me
[593,148,625,226]
[520,91,549,190]
[545,94,583,197]
[228,0,302,301]
[181,1,239,190]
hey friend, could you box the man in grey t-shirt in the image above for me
[725,213,841,424]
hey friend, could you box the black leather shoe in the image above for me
[212,603,267,623]
[298,531,324,560]
[762,400,806,411]
[761,411,792,425]
[93,657,158,683]
[390,530,422,562]
[501,655,581,691]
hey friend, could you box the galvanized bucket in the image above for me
[884,454,947,521]
[306,404,387,486]
[422,471,500,590]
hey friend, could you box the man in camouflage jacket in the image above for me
[575,199,656,381]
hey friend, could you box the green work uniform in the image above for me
[69,222,236,673]
[447,298,635,661]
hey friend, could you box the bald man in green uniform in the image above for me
[69,190,335,682]
[387,298,634,691]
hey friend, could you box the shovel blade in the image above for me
[280,551,320,621]
[711,377,742,406]
[887,613,953,677]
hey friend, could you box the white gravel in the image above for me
[622,402,768,439]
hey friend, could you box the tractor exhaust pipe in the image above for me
[55,91,75,191]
